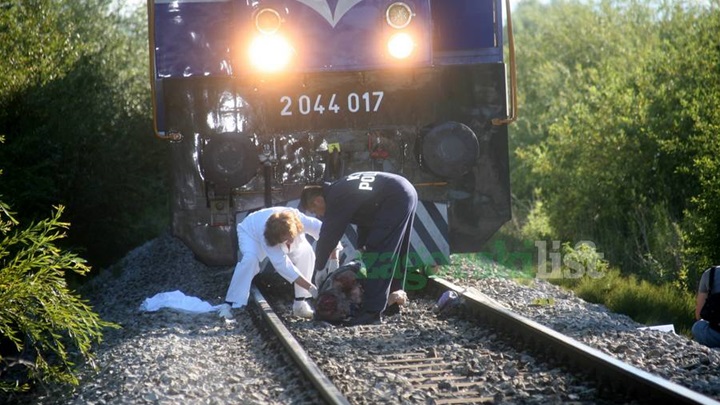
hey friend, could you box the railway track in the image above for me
[427,278,719,404]
[251,286,350,405]
[252,276,720,405]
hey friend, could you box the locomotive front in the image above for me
[149,0,514,267]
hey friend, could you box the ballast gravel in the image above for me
[12,232,720,404]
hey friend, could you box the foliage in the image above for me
[635,2,720,286]
[561,241,609,278]
[519,198,554,241]
[0,0,169,268]
[510,0,720,289]
[0,203,118,394]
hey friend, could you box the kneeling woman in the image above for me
[225,207,319,318]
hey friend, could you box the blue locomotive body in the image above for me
[149,0,514,266]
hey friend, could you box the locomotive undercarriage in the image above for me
[162,64,511,265]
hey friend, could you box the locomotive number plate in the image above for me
[278,91,384,116]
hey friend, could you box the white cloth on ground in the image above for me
[139,290,222,314]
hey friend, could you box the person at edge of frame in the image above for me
[692,265,720,348]
[300,171,418,326]
[225,207,321,319]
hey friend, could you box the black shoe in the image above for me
[347,311,382,326]
[383,303,400,316]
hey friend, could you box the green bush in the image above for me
[520,199,554,242]
[511,0,720,287]
[0,0,170,268]
[0,202,117,395]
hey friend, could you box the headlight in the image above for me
[386,2,413,29]
[249,34,293,72]
[255,8,282,34]
[387,32,414,59]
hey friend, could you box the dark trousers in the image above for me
[360,190,417,313]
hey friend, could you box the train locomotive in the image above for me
[148,0,516,268]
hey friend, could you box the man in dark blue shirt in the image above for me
[300,171,418,325]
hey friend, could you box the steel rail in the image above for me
[250,286,350,405]
[428,277,720,405]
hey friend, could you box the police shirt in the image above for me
[314,171,414,270]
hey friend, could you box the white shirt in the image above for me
[237,207,321,281]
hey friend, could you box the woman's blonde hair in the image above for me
[264,210,304,246]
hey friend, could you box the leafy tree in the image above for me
[510,0,720,288]
[510,0,657,201]
[641,3,720,278]
[0,0,169,267]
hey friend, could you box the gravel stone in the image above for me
[11,232,720,404]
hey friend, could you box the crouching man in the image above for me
[301,171,418,326]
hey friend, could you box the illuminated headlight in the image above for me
[386,2,413,29]
[255,8,282,34]
[387,32,414,59]
[249,34,293,72]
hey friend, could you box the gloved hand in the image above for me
[308,284,319,299]
[217,303,233,320]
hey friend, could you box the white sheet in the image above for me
[139,290,221,314]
